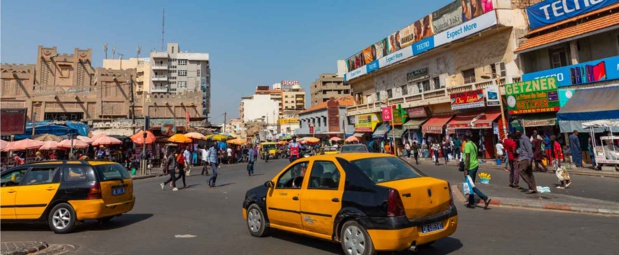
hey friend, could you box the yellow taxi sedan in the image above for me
[320,146,340,155]
[242,153,457,254]
[1,161,135,233]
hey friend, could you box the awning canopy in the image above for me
[511,113,557,128]
[353,133,365,138]
[515,5,619,53]
[372,123,391,138]
[422,115,453,134]
[387,127,404,139]
[403,118,428,130]
[446,111,501,134]
[557,86,619,132]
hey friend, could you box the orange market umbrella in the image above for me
[10,139,43,151]
[227,138,247,145]
[131,130,156,144]
[304,137,320,144]
[92,136,123,146]
[33,134,62,142]
[345,136,359,143]
[58,139,90,149]
[184,132,206,140]
[168,134,192,143]
[329,137,342,142]
[76,135,94,144]
[277,141,288,145]
[0,140,9,151]
[39,141,59,150]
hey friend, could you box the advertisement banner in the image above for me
[279,118,299,125]
[392,107,404,126]
[355,114,380,132]
[362,47,374,65]
[0,108,27,136]
[381,106,393,121]
[558,89,576,107]
[450,89,485,110]
[366,60,379,73]
[485,84,500,106]
[406,107,428,118]
[522,55,619,87]
[344,65,368,81]
[387,31,402,54]
[373,38,388,60]
[432,0,463,33]
[377,47,414,70]
[434,10,497,47]
[399,24,416,49]
[505,77,560,114]
[526,0,618,30]
[412,36,435,55]
[461,0,494,22]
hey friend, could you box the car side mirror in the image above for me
[264,181,274,188]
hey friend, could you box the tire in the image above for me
[48,203,76,234]
[246,204,269,237]
[340,221,375,255]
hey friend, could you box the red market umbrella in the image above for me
[1,141,14,152]
[329,137,342,142]
[0,140,9,151]
[91,133,109,141]
[10,139,43,151]
[131,130,156,144]
[76,135,94,144]
[58,139,90,149]
[345,136,359,143]
[39,141,59,150]
[92,136,123,146]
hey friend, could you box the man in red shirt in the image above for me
[502,133,519,188]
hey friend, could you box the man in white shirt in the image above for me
[200,146,209,175]
[226,147,233,164]
[183,148,191,175]
[495,140,505,164]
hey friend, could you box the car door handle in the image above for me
[7,189,16,193]
[292,196,299,201]
[331,198,339,202]
[46,188,55,191]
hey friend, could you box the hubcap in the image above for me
[343,225,366,255]
[52,208,71,230]
[247,208,261,232]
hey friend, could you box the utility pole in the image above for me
[223,112,227,133]
[161,8,165,51]
[31,112,37,137]
[129,73,136,134]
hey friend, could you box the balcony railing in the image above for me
[152,65,168,70]
[152,75,168,81]
[151,87,168,93]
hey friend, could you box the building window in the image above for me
[172,46,175,53]
[433,77,442,90]
[344,89,350,94]
[178,70,187,76]
[387,89,393,99]
[178,81,187,88]
[462,69,476,84]
[500,62,506,77]
[549,47,569,68]
[401,85,408,96]
[322,90,327,95]
[178,59,187,65]
[418,80,430,92]
[170,66,177,69]
[376,92,380,101]
[197,69,201,77]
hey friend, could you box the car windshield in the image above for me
[350,157,422,183]
[263,145,276,150]
[323,147,338,152]
[340,145,368,153]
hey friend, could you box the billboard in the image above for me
[1,108,27,136]
[526,0,618,30]
[450,89,485,110]
[433,1,462,34]
[355,113,380,132]
[485,85,500,106]
[344,7,497,82]
[522,55,619,87]
[505,77,560,114]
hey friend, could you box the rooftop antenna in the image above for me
[161,8,165,51]
[112,46,116,59]
[103,43,108,59]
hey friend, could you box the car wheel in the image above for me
[247,204,269,237]
[340,221,375,255]
[48,203,76,234]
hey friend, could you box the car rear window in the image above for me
[94,163,130,181]
[350,157,423,183]
[341,145,368,153]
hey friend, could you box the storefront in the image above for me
[402,106,429,144]
[353,113,381,142]
[372,123,391,139]
[510,113,559,137]
[446,110,502,158]
[421,115,453,144]
[557,86,619,133]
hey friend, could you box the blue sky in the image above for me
[1,0,452,123]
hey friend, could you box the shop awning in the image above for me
[422,115,453,134]
[557,86,619,132]
[387,127,404,139]
[511,114,557,128]
[353,133,365,138]
[403,118,428,130]
[445,111,501,134]
[372,123,391,138]
[515,5,619,53]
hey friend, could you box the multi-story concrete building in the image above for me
[149,43,211,118]
[297,96,356,137]
[310,74,348,106]
[342,1,535,157]
[103,57,151,93]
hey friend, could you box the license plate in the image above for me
[421,222,444,234]
[112,187,126,196]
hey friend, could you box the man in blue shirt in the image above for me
[247,146,255,176]
[516,130,537,194]
[208,144,219,187]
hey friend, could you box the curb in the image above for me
[131,173,165,180]
[1,242,48,255]
[451,185,619,216]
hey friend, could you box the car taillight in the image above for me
[387,189,405,217]
[87,183,102,200]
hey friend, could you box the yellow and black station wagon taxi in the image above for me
[1,160,135,233]
[242,153,457,255]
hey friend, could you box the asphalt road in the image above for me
[2,157,618,255]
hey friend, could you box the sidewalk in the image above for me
[406,155,619,178]
[401,156,619,215]
[1,241,47,255]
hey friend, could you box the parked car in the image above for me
[339,144,369,153]
[1,160,135,233]
[242,154,457,254]
[320,146,340,155]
